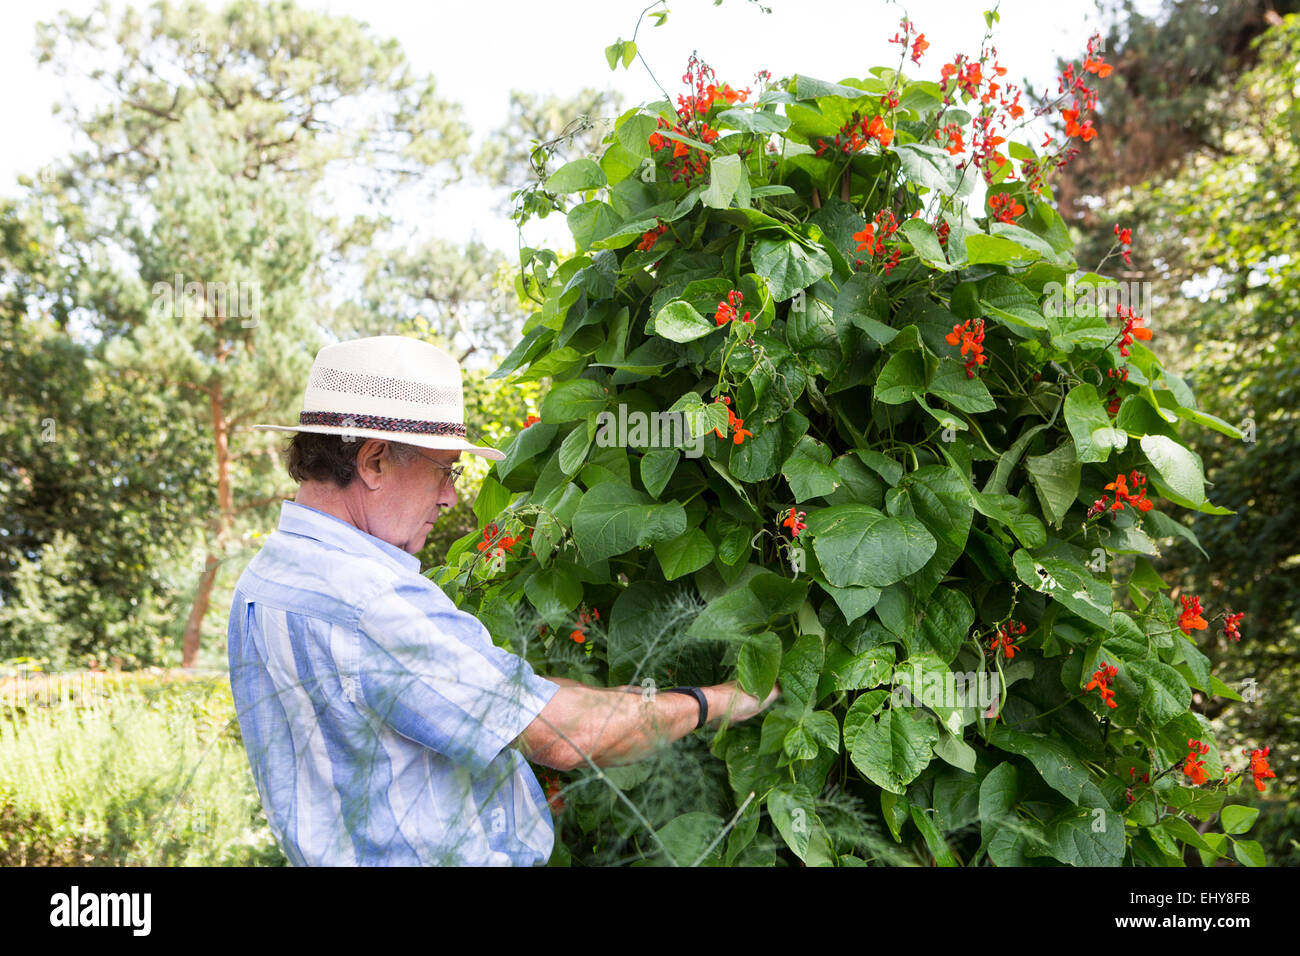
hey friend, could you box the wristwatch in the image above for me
[663,686,708,729]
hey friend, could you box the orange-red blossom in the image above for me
[1084,662,1119,708]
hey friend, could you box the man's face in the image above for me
[373,444,460,555]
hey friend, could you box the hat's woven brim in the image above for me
[254,423,505,461]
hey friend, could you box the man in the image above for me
[228,335,778,866]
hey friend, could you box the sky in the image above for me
[0,0,1165,258]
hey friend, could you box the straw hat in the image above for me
[255,335,505,461]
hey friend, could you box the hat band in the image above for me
[299,411,467,438]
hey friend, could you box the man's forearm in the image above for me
[519,684,704,770]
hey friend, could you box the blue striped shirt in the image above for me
[227,500,560,866]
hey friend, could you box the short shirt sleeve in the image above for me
[356,577,559,775]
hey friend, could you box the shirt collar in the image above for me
[276,500,422,575]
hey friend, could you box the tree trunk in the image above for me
[181,339,234,668]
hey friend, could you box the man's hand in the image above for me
[706,681,781,725]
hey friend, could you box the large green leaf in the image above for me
[701,153,746,209]
[1128,659,1192,728]
[988,727,1094,806]
[541,378,608,422]
[805,505,937,589]
[848,707,939,794]
[782,435,841,501]
[571,483,686,563]
[1139,434,1209,509]
[1046,806,1125,866]
[1024,439,1082,526]
[545,158,607,193]
[1064,384,1127,462]
[654,300,716,343]
[1012,547,1113,632]
[653,527,715,581]
[750,237,832,301]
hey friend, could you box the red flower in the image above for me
[523,414,540,428]
[911,33,929,64]
[989,620,1027,660]
[853,224,877,255]
[732,419,753,445]
[1183,738,1210,786]
[945,319,987,378]
[1084,662,1119,708]
[989,192,1025,224]
[1178,595,1208,635]
[636,222,668,252]
[1115,304,1153,356]
[715,289,750,326]
[1103,471,1154,514]
[782,508,807,537]
[1223,610,1245,642]
[1244,746,1276,792]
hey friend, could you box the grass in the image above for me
[0,667,286,866]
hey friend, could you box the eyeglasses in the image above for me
[414,449,464,488]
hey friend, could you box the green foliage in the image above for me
[0,672,284,865]
[430,35,1266,866]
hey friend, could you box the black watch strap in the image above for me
[663,686,707,729]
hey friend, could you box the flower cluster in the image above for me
[647,54,747,185]
[781,507,807,538]
[853,210,902,273]
[1223,610,1245,642]
[937,48,1024,183]
[1244,747,1275,792]
[989,619,1027,659]
[934,122,965,155]
[988,192,1025,224]
[814,110,895,156]
[945,318,987,377]
[1183,738,1210,786]
[1084,661,1119,708]
[1115,304,1153,357]
[636,222,668,252]
[476,523,520,561]
[715,289,752,327]
[1178,594,1208,635]
[569,604,600,644]
[888,18,929,66]
[1114,223,1134,266]
[1088,470,1154,516]
[1022,34,1110,194]
[711,395,752,445]
[523,414,541,428]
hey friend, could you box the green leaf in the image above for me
[653,527,715,581]
[557,421,594,476]
[1128,659,1191,727]
[571,483,686,563]
[966,233,1042,266]
[545,158,607,193]
[910,805,960,865]
[979,276,1049,331]
[1140,434,1208,509]
[654,812,724,866]
[782,435,841,501]
[524,561,582,620]
[848,707,939,794]
[1064,384,1128,462]
[1012,548,1113,632]
[875,349,929,404]
[1232,839,1267,867]
[654,300,716,343]
[1046,806,1125,866]
[751,237,832,301]
[1024,439,1082,526]
[737,631,782,700]
[640,448,679,499]
[805,504,937,589]
[899,218,951,269]
[978,762,1020,856]
[988,727,1093,805]
[701,153,745,209]
[472,474,513,527]
[541,378,607,422]
[1220,805,1259,835]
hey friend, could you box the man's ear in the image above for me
[353,438,389,491]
